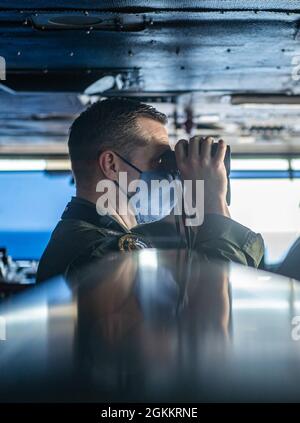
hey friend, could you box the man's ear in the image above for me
[98,150,120,181]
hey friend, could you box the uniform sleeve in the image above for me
[193,214,264,268]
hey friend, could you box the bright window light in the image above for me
[0,159,71,171]
[231,159,289,171]
[230,178,300,264]
[0,160,46,171]
[233,299,289,310]
[291,159,300,170]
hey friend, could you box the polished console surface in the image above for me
[1,249,300,402]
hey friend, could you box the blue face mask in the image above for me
[115,152,179,225]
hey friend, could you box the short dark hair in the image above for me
[68,97,167,183]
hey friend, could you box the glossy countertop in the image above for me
[1,249,300,402]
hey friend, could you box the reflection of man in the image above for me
[37,98,264,283]
[69,250,231,398]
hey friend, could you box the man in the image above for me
[36,98,264,283]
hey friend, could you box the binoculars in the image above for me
[159,143,231,205]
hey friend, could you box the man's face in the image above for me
[96,116,170,190]
[96,115,171,224]
[128,116,170,175]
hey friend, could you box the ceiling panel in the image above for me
[0,2,300,154]
[0,10,299,94]
[0,1,300,11]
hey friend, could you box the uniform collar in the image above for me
[61,196,129,233]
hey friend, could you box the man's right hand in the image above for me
[174,136,230,218]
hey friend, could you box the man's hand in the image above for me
[174,136,230,217]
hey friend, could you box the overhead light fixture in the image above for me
[31,13,146,32]
[231,159,289,171]
[84,75,116,95]
[232,94,300,105]
[0,160,46,171]
[83,69,143,95]
[0,159,71,172]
